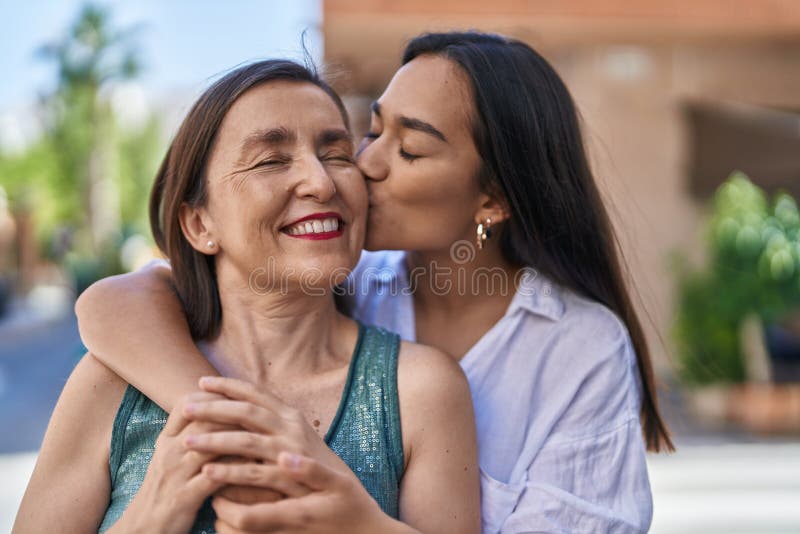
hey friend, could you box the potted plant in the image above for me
[673,172,800,433]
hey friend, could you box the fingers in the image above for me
[162,402,193,437]
[163,391,228,437]
[199,376,292,418]
[277,452,340,492]
[216,485,284,505]
[182,420,240,435]
[181,470,227,510]
[213,496,305,532]
[185,431,288,463]
[214,518,264,534]
[203,462,312,498]
[178,448,220,477]
[183,399,283,433]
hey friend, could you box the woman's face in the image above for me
[357,54,485,253]
[191,80,366,292]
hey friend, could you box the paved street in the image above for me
[648,443,800,532]
[0,308,84,453]
[0,301,84,530]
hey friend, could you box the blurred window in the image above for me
[685,101,800,198]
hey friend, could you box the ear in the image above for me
[179,202,218,254]
[474,192,511,226]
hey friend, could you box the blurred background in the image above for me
[1,1,799,532]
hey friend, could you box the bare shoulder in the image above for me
[393,342,481,533]
[396,341,471,404]
[395,341,474,459]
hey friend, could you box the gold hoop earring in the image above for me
[476,217,492,250]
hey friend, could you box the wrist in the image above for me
[114,497,169,534]
[368,512,420,534]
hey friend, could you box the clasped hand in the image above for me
[134,376,388,534]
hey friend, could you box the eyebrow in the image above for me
[238,127,297,160]
[371,101,447,143]
[318,128,353,147]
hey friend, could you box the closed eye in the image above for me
[323,152,355,164]
[399,148,420,162]
[255,156,291,168]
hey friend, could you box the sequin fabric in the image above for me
[98,322,404,532]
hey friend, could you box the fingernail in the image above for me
[204,464,217,477]
[199,376,218,387]
[185,435,197,446]
[184,403,196,415]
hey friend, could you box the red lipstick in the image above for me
[282,211,344,241]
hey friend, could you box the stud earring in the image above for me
[476,217,492,250]
[207,240,215,249]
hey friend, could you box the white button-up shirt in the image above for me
[345,250,653,533]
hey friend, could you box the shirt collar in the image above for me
[508,268,565,322]
[366,252,565,322]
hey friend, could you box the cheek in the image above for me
[334,167,368,231]
[213,182,287,249]
[382,160,478,231]
[338,167,368,212]
[364,147,484,252]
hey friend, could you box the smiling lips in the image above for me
[282,211,345,240]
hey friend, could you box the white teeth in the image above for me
[286,217,340,236]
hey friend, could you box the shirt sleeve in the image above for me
[500,418,653,533]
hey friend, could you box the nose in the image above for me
[294,156,337,202]
[356,137,389,182]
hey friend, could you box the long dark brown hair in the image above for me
[149,59,349,341]
[404,32,673,452]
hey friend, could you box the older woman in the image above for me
[12,60,479,534]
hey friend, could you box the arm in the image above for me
[14,351,239,533]
[13,354,127,532]
[75,261,217,412]
[394,342,481,533]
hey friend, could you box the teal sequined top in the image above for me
[98,323,404,533]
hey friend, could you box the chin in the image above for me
[292,255,356,286]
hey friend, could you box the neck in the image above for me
[201,268,351,385]
[407,237,521,313]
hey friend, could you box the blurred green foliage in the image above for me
[0,4,162,287]
[673,172,800,385]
